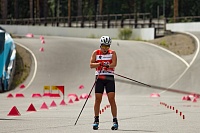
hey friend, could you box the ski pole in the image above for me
[109,71,151,87]
[74,69,102,126]
[110,72,200,96]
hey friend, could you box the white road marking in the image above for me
[144,32,199,94]
[15,42,37,92]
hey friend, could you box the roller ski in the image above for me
[111,118,118,130]
[93,116,99,130]
[93,122,99,130]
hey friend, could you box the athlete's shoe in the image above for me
[93,121,99,130]
[111,118,118,130]
[93,116,99,130]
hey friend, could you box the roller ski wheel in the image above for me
[111,123,118,130]
[93,122,99,130]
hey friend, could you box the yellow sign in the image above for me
[51,86,58,90]
[44,86,50,90]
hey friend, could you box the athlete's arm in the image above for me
[90,50,101,69]
[109,51,117,68]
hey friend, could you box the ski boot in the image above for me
[93,116,99,130]
[111,118,118,130]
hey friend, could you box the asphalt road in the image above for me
[0,32,200,132]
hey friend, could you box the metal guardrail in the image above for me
[0,13,165,28]
[166,16,200,23]
[0,13,166,37]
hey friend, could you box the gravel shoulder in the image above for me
[148,33,196,56]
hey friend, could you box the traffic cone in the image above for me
[81,93,91,99]
[15,93,25,97]
[180,112,182,116]
[32,93,42,98]
[27,103,36,112]
[79,85,84,89]
[192,98,197,102]
[41,39,45,44]
[50,100,57,107]
[40,102,48,109]
[182,96,186,100]
[7,93,13,98]
[79,95,83,99]
[60,99,67,105]
[68,99,73,104]
[19,84,25,89]
[106,105,110,108]
[39,47,44,52]
[75,97,79,101]
[183,115,185,119]
[186,96,191,101]
[26,33,34,38]
[7,106,21,116]
[150,93,160,97]
[40,35,44,40]
[176,110,178,113]
[68,93,78,98]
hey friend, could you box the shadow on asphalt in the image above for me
[0,118,23,121]
[99,129,156,132]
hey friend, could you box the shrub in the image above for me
[118,28,132,40]
[159,40,169,48]
[88,34,96,38]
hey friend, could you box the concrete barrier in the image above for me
[166,22,200,32]
[0,25,155,40]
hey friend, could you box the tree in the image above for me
[174,0,178,22]
[1,0,7,19]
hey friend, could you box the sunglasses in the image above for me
[101,45,110,49]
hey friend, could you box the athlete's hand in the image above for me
[100,62,109,68]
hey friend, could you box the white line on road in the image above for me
[142,32,199,94]
[15,42,37,92]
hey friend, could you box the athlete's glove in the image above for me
[100,62,109,68]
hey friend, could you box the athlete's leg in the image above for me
[107,92,117,117]
[105,76,117,118]
[93,76,105,129]
[93,93,103,130]
[94,93,103,116]
[94,77,104,118]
